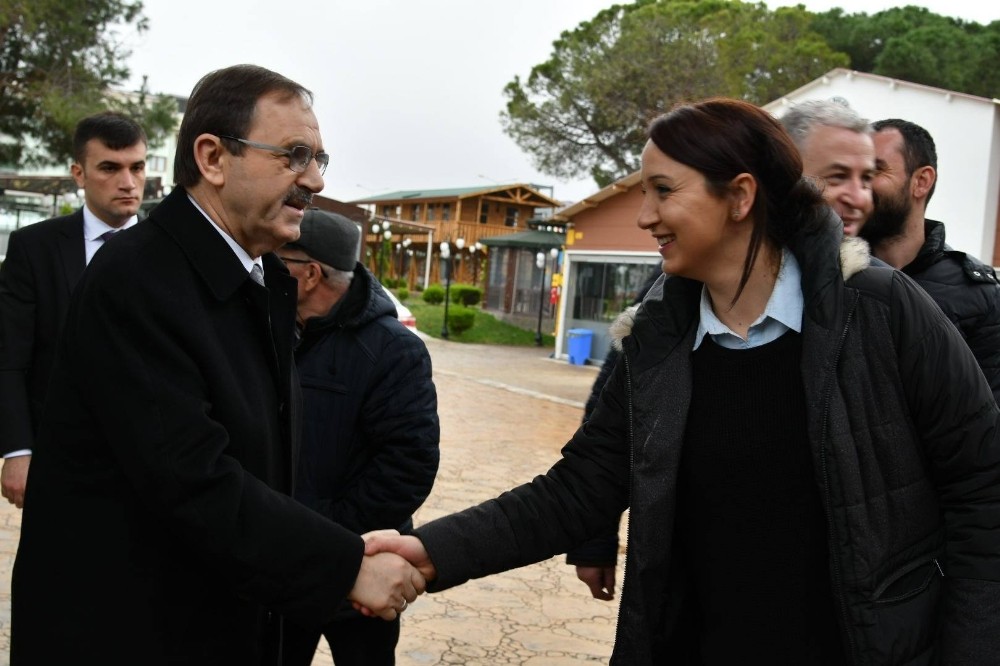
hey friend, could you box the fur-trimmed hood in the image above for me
[609,235,872,350]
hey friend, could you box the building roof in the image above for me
[312,195,371,224]
[480,229,564,249]
[351,183,562,207]
[764,68,1000,114]
[553,172,641,221]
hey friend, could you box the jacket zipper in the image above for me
[611,350,636,664]
[818,292,860,664]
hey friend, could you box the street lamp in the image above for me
[535,247,560,346]
[440,241,452,339]
[371,219,392,283]
[472,241,483,286]
[454,237,465,283]
[439,238,465,339]
[401,238,412,285]
[535,251,546,346]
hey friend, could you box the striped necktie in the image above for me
[249,264,265,287]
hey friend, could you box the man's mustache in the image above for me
[285,187,313,209]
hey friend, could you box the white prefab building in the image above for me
[551,69,1000,364]
[767,68,1000,266]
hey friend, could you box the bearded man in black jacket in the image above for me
[861,118,1000,404]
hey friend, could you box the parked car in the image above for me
[382,285,417,333]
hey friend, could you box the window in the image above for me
[479,204,489,224]
[411,203,422,221]
[427,204,436,221]
[382,205,394,218]
[572,262,660,322]
[504,207,519,227]
[147,155,167,172]
[442,203,451,221]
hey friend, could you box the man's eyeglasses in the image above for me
[218,135,329,176]
[277,256,328,278]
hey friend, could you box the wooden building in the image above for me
[351,184,561,289]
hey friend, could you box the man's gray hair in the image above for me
[326,266,354,290]
[780,99,871,149]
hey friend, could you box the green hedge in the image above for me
[422,284,445,304]
[447,306,476,335]
[450,284,482,306]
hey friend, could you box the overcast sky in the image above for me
[122,0,997,205]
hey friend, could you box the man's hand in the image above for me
[576,565,616,601]
[348,551,425,621]
[363,530,438,582]
[1,455,30,509]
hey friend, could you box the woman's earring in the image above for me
[732,209,740,220]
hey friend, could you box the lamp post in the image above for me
[535,251,546,346]
[370,219,392,284]
[401,238,412,285]
[472,241,483,286]
[453,237,465,283]
[439,238,464,339]
[439,241,452,339]
[535,247,560,346]
[381,228,392,283]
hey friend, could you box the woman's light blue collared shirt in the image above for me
[693,248,803,351]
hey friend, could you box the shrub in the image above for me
[450,284,483,307]
[422,284,445,304]
[447,306,476,335]
[396,287,409,301]
[414,283,424,292]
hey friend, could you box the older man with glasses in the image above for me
[12,64,423,665]
[276,209,440,666]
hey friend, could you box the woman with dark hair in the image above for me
[366,98,1000,665]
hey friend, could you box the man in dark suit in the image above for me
[11,65,423,665]
[0,111,147,508]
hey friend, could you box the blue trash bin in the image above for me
[566,328,593,366]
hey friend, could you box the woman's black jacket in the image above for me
[416,215,1000,665]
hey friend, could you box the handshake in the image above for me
[347,530,436,620]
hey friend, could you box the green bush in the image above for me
[396,287,409,301]
[414,283,424,292]
[383,277,398,288]
[422,284,445,304]
[447,306,476,335]
[450,284,483,306]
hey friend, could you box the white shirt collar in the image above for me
[186,194,262,274]
[81,205,138,241]
[694,247,803,350]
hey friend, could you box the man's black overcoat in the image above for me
[11,189,364,665]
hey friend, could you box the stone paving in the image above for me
[0,336,626,665]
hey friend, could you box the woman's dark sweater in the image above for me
[677,332,845,664]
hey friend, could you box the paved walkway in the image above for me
[0,337,625,665]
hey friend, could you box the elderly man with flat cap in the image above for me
[277,209,440,666]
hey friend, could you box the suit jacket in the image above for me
[11,189,365,665]
[0,210,86,454]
